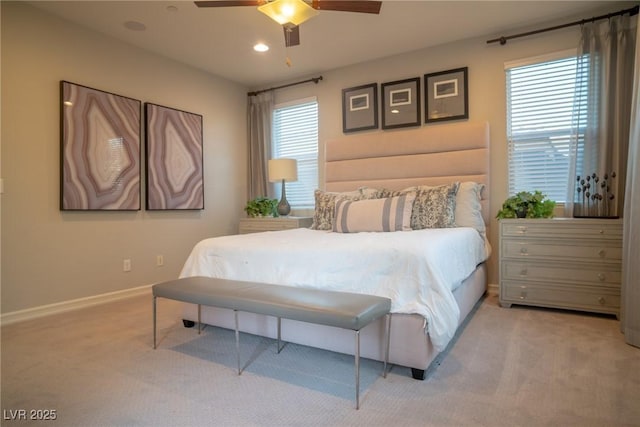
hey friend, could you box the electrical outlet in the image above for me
[123,259,131,272]
[156,255,164,267]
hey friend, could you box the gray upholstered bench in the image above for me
[152,276,392,409]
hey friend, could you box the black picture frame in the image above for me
[60,81,141,211]
[424,67,469,123]
[381,77,421,130]
[145,103,204,210]
[342,83,378,133]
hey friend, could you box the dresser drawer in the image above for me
[501,239,622,262]
[502,260,621,287]
[501,281,620,313]
[501,220,622,240]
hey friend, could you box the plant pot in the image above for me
[515,207,528,218]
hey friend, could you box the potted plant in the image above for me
[244,196,279,218]
[496,190,556,219]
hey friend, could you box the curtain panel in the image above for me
[567,15,637,218]
[247,93,274,200]
[622,19,640,349]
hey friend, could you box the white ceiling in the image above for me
[29,1,635,88]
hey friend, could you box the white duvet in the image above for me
[180,227,488,351]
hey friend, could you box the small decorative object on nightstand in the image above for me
[239,216,312,234]
[499,218,622,318]
[574,172,618,218]
[268,158,298,216]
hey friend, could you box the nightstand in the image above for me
[499,218,622,318]
[238,216,313,234]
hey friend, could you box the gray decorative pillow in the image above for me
[405,183,460,229]
[333,194,415,233]
[311,188,377,230]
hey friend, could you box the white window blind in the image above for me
[506,52,583,203]
[272,99,318,209]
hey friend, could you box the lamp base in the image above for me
[277,179,291,216]
[277,198,291,216]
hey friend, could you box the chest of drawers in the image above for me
[499,218,622,317]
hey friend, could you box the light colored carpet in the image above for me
[1,292,639,426]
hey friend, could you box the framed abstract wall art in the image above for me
[342,83,378,133]
[381,77,421,129]
[60,81,141,211]
[424,67,469,123]
[145,103,204,210]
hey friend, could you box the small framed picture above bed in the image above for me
[424,67,469,123]
[381,77,421,130]
[145,103,204,210]
[60,81,142,211]
[342,83,378,133]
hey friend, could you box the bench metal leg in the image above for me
[384,313,391,378]
[355,329,360,410]
[277,317,282,354]
[234,310,241,375]
[153,296,157,350]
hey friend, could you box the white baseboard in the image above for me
[1,284,152,326]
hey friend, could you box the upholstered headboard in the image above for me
[324,121,490,224]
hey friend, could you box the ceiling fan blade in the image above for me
[283,24,300,47]
[312,1,382,14]
[194,1,265,7]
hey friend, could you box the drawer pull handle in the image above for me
[598,249,606,258]
[599,297,606,305]
[598,273,605,281]
[517,226,528,234]
[520,291,527,300]
[520,269,528,276]
[599,229,604,234]
[520,247,528,255]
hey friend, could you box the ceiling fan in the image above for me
[194,1,382,47]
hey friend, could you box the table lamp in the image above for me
[268,158,298,216]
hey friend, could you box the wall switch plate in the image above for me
[123,259,131,272]
[156,255,164,266]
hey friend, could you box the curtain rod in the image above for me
[487,5,639,45]
[247,75,323,97]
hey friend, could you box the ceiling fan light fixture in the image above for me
[258,0,319,26]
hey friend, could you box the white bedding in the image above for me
[180,227,487,351]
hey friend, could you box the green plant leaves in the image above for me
[496,190,556,219]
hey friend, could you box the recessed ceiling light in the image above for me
[124,21,146,31]
[254,43,269,52]
[166,5,178,12]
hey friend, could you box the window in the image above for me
[272,98,318,209]
[505,50,584,203]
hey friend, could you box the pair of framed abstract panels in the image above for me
[342,67,468,133]
[60,81,204,211]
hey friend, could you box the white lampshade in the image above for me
[258,0,319,26]
[268,158,298,183]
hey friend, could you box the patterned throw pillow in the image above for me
[406,183,459,229]
[311,188,377,230]
[333,194,416,233]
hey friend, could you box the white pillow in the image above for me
[455,182,486,237]
[333,194,415,233]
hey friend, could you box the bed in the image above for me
[180,121,490,379]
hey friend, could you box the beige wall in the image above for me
[268,10,621,287]
[2,3,633,313]
[1,3,248,313]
